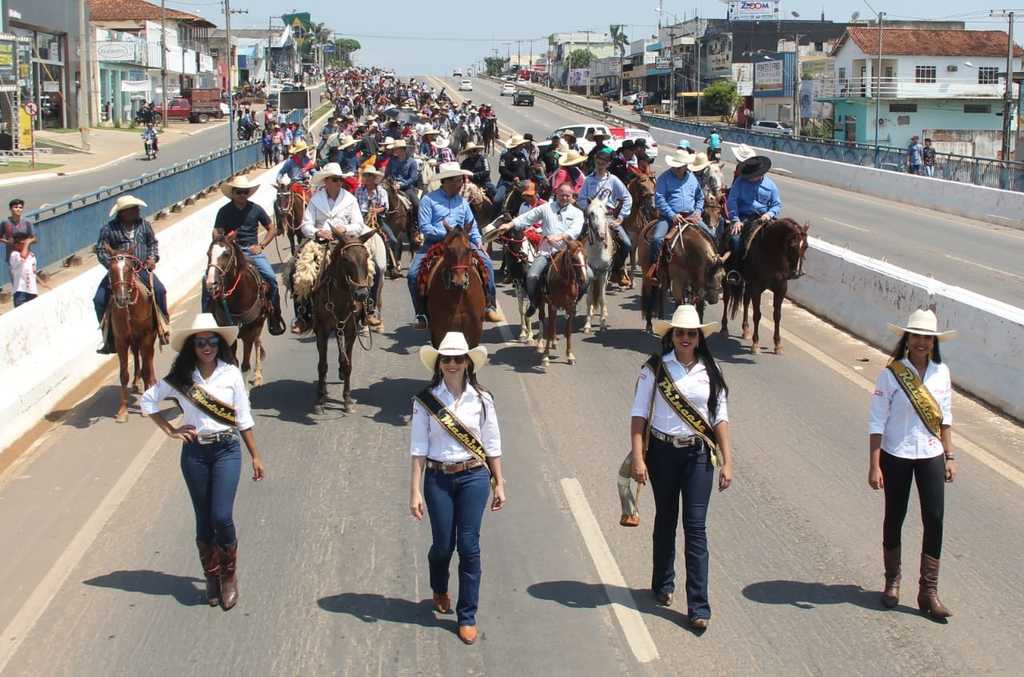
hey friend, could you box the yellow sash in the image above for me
[648,356,722,466]
[184,384,238,428]
[887,360,942,438]
[416,388,496,488]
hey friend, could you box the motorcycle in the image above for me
[143,136,157,160]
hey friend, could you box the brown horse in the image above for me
[205,231,269,387]
[275,185,305,256]
[425,226,486,348]
[538,240,587,367]
[384,179,414,266]
[312,232,376,414]
[640,225,730,333]
[721,218,809,355]
[481,117,499,155]
[104,246,157,423]
[624,173,657,283]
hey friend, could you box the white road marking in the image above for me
[944,254,1024,282]
[0,426,168,673]
[820,216,870,233]
[559,478,660,664]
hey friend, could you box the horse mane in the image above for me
[461,181,487,206]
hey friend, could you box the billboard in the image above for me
[568,68,589,87]
[754,59,784,94]
[705,33,733,79]
[732,1,777,21]
[280,89,311,112]
[732,63,753,96]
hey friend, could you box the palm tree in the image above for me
[609,24,629,103]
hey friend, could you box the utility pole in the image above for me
[77,0,91,148]
[792,33,801,136]
[669,29,678,117]
[517,40,521,71]
[160,0,167,131]
[225,0,236,174]
[873,12,884,168]
[268,16,273,83]
[586,31,591,98]
[992,9,1016,186]
[696,18,702,117]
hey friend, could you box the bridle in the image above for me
[206,240,243,300]
[109,253,142,308]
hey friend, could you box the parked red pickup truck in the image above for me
[156,89,225,124]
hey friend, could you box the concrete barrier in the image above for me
[789,238,1024,420]
[0,166,281,454]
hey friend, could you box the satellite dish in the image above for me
[850,11,861,21]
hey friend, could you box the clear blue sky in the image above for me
[173,1,1014,75]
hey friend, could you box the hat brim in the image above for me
[171,324,239,353]
[690,159,711,172]
[418,344,488,373]
[559,155,586,167]
[219,179,261,199]
[666,156,694,168]
[108,198,148,218]
[732,147,756,163]
[435,169,473,181]
[887,324,958,341]
[739,156,772,177]
[653,319,719,338]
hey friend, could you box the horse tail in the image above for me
[727,281,743,320]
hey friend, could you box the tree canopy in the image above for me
[567,49,594,69]
[703,80,740,116]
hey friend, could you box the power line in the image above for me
[329,32,549,43]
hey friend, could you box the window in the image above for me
[978,67,999,85]
[838,67,846,80]
[964,104,992,114]
[915,65,936,83]
[889,103,917,113]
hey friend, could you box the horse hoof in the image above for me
[313,405,324,415]
[751,344,760,356]
[582,325,592,334]
[341,403,351,413]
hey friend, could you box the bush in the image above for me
[703,80,739,117]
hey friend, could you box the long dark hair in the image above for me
[165,334,238,393]
[658,330,729,421]
[889,331,942,364]
[430,357,493,417]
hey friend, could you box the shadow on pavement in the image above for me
[44,384,143,430]
[349,377,420,426]
[580,327,653,355]
[83,570,205,607]
[248,378,320,425]
[706,332,757,365]
[317,593,458,631]
[489,344,546,374]
[385,324,423,355]
[742,580,893,612]
[527,580,696,631]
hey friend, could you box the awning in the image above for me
[646,42,662,52]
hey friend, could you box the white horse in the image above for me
[583,197,614,333]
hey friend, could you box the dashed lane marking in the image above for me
[820,216,871,233]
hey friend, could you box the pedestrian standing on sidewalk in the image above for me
[9,232,42,307]
[906,135,924,175]
[868,309,957,621]
[628,305,733,632]
[409,331,506,646]
[922,138,937,178]
[1,198,34,265]
[260,128,274,168]
[141,313,265,611]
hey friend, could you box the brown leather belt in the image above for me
[650,428,700,448]
[426,458,485,474]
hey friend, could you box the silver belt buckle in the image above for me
[671,435,686,448]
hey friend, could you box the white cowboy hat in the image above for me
[220,174,262,199]
[288,140,310,155]
[732,144,756,163]
[558,150,587,167]
[432,135,451,149]
[653,304,720,338]
[418,331,488,373]
[171,313,238,353]
[480,218,507,245]
[336,134,358,150]
[382,136,396,149]
[108,195,147,218]
[690,152,712,173]
[503,133,529,148]
[420,126,442,137]
[665,149,696,168]
[459,142,484,155]
[360,166,383,177]
[311,162,353,186]
[887,309,957,341]
[390,139,408,150]
[434,161,473,181]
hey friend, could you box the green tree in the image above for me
[328,38,361,67]
[567,49,595,69]
[609,25,629,58]
[484,56,508,76]
[703,80,740,116]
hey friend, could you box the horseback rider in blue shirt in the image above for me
[577,148,633,287]
[725,155,783,285]
[384,139,421,224]
[651,150,707,273]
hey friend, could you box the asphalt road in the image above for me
[1,199,1023,674]
[440,76,1024,309]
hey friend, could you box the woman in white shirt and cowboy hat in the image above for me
[629,305,734,631]
[141,313,265,611]
[409,331,506,645]
[868,309,957,620]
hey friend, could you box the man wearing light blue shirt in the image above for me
[578,148,633,286]
[651,151,706,269]
[726,155,783,284]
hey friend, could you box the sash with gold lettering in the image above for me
[647,355,722,466]
[887,360,942,439]
[183,384,238,428]
[416,388,496,488]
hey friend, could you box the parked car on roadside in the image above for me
[750,120,794,136]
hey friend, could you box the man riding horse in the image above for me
[459,142,494,201]
[384,139,421,219]
[494,135,531,214]
[407,162,504,329]
[577,148,633,287]
[277,140,315,200]
[355,166,402,279]
[725,155,786,286]
[93,195,169,354]
[649,150,708,276]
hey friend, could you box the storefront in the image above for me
[95,31,149,126]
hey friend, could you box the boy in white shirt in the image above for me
[10,232,44,307]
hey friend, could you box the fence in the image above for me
[640,113,1024,192]
[1,141,261,286]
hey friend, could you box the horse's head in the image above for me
[442,225,475,289]
[629,174,657,219]
[334,232,375,303]
[584,197,614,257]
[105,243,141,308]
[205,230,239,300]
[787,220,810,278]
[702,249,732,305]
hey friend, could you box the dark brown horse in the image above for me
[481,117,499,155]
[624,172,657,284]
[275,185,305,256]
[721,218,809,355]
[103,245,157,422]
[312,232,376,414]
[384,179,414,266]
[538,239,587,367]
[205,231,269,387]
[425,226,486,348]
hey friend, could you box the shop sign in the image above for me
[97,41,138,62]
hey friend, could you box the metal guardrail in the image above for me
[640,113,1024,192]
[485,76,646,131]
[1,141,261,285]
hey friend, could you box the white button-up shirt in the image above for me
[511,201,584,256]
[409,382,502,463]
[630,353,728,436]
[141,360,255,434]
[868,358,952,459]
[299,188,366,240]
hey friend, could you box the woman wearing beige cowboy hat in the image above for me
[409,331,506,645]
[549,149,587,195]
[868,309,957,620]
[628,305,734,631]
[141,313,266,611]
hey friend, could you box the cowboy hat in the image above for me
[480,220,506,245]
[738,156,772,178]
[665,149,696,169]
[653,304,720,338]
[220,175,262,199]
[382,136,396,149]
[288,140,310,155]
[690,152,712,173]
[171,313,238,353]
[336,134,358,150]
[419,331,488,373]
[731,143,756,163]
[108,195,147,218]
[887,309,957,341]
[361,166,384,177]
[420,126,442,137]
[434,162,473,181]
[390,139,408,150]
[558,150,587,167]
[504,133,529,148]
[432,136,451,149]
[311,162,353,186]
[459,142,484,155]
[561,129,578,138]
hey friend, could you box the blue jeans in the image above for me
[525,254,550,301]
[13,291,36,307]
[180,438,242,547]
[611,224,632,272]
[407,245,497,318]
[93,269,167,322]
[202,251,279,313]
[423,465,491,626]
[646,437,714,620]
[493,181,513,212]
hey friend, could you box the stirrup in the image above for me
[725,270,743,286]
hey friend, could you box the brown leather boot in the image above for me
[457,625,478,645]
[218,543,239,611]
[432,593,452,614]
[196,540,221,607]
[917,553,952,620]
[882,547,900,609]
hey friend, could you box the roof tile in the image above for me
[845,28,1022,57]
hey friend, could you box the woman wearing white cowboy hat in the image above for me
[409,331,506,646]
[627,305,734,631]
[355,165,402,279]
[868,308,957,620]
[141,313,265,611]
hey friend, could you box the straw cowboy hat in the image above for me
[360,166,383,178]
[336,134,358,150]
[108,195,147,218]
[311,162,353,186]
[558,150,587,167]
[220,174,262,199]
[504,133,529,148]
[480,220,505,245]
[421,126,442,137]
[419,331,488,373]
[171,313,238,353]
[432,135,451,149]
[390,139,408,150]
[665,149,696,168]
[689,152,712,172]
[382,136,396,149]
[288,140,310,155]
[434,161,473,181]
[459,142,484,155]
[738,156,772,178]
[887,309,957,341]
[732,144,756,163]
[653,304,720,338]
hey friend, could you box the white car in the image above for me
[624,128,658,159]
[751,120,794,137]
[453,70,463,77]
[500,83,516,96]
[459,79,473,92]
[551,124,620,154]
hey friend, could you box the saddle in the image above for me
[741,218,768,260]
[416,242,490,298]
[291,239,333,300]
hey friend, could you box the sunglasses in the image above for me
[194,336,222,349]
[673,329,701,338]
[325,177,344,183]
[439,355,467,365]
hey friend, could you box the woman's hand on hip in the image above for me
[718,462,733,492]
[170,425,198,443]
[868,464,884,490]
[491,484,507,511]
[410,493,425,520]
